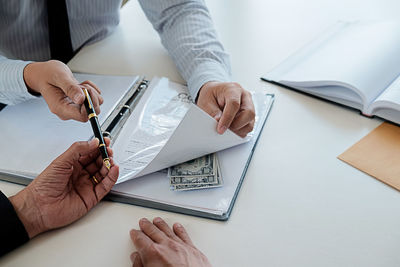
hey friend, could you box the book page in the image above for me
[264,21,400,110]
[369,75,400,113]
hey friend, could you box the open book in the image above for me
[262,20,400,123]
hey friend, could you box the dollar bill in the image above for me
[169,154,216,177]
[170,175,217,185]
[169,153,223,191]
[173,162,223,191]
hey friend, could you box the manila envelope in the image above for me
[338,122,400,191]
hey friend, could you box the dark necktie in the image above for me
[46,0,74,63]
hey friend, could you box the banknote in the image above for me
[169,154,216,177]
[173,163,223,191]
[170,174,217,185]
[169,153,223,191]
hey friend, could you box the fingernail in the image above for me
[213,111,222,120]
[140,218,148,224]
[130,253,137,262]
[218,125,227,134]
[175,223,183,228]
[90,138,99,145]
[153,217,162,223]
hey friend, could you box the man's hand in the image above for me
[197,81,255,138]
[23,60,103,122]
[130,217,212,267]
[9,138,119,238]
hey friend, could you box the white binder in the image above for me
[0,73,274,220]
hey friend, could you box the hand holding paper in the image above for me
[197,81,255,137]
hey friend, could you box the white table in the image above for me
[2,1,400,266]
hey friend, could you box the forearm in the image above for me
[139,0,232,98]
[0,191,30,257]
[0,55,36,105]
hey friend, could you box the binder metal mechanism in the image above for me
[101,77,149,143]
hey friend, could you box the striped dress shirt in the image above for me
[0,0,231,105]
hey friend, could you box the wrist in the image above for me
[23,62,42,96]
[9,188,44,238]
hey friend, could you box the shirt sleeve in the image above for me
[0,191,29,257]
[138,0,232,99]
[0,55,36,105]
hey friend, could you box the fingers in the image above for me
[130,252,143,267]
[80,83,103,114]
[138,218,167,244]
[228,91,256,137]
[49,63,85,105]
[173,223,194,247]
[79,137,111,167]
[229,92,255,131]
[58,139,99,165]
[199,82,256,137]
[235,121,255,138]
[81,80,101,95]
[85,151,113,177]
[199,101,223,121]
[153,217,181,242]
[40,86,87,122]
[44,61,103,121]
[218,90,241,134]
[130,229,153,253]
[94,163,119,200]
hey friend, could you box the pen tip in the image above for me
[104,159,111,170]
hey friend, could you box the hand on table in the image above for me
[23,60,103,122]
[130,217,212,267]
[197,81,256,138]
[9,138,119,238]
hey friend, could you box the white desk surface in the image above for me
[2,1,400,266]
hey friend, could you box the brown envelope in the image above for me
[338,122,400,191]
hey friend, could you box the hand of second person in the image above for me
[196,81,256,138]
[130,217,212,267]
[9,138,119,238]
[23,60,103,122]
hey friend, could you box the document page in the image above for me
[112,77,248,184]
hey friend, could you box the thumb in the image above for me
[51,70,85,104]
[58,139,100,164]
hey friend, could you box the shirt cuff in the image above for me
[187,61,232,100]
[0,191,29,256]
[0,59,37,105]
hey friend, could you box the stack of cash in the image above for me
[169,153,223,191]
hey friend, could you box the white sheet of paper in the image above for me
[113,77,248,183]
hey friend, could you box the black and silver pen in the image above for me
[82,88,111,170]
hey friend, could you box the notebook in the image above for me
[0,73,274,220]
[262,20,400,123]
